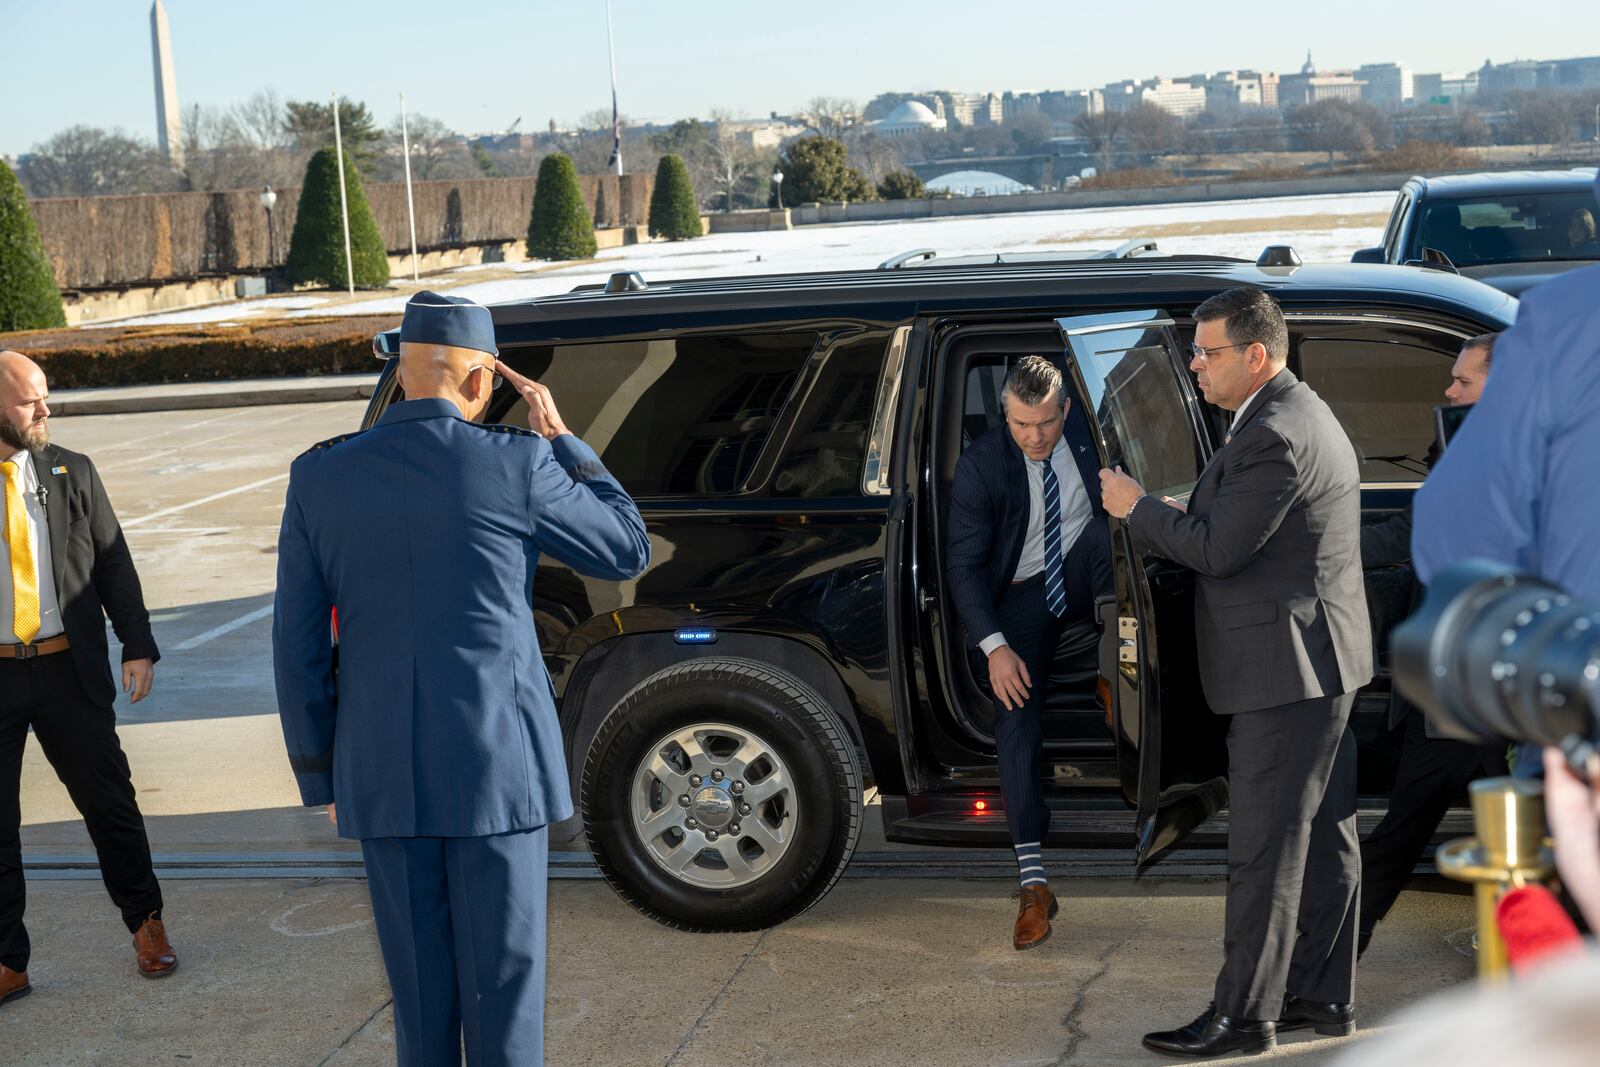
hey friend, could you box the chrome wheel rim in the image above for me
[630,721,797,889]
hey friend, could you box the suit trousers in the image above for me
[362,826,549,1067]
[1214,693,1360,1021]
[1360,710,1506,938]
[0,652,163,971]
[988,532,1100,847]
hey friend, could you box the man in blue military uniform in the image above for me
[273,291,650,1066]
[1412,170,1600,778]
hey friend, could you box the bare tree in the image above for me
[1501,90,1575,155]
[1073,109,1127,172]
[19,126,178,197]
[804,97,861,140]
[847,132,903,188]
[704,110,758,213]
[381,113,477,182]
[1122,103,1182,160]
[1286,100,1389,164]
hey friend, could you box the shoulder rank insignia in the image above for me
[471,423,540,439]
[298,431,362,458]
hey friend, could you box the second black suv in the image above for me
[1352,168,1600,296]
[365,251,1515,931]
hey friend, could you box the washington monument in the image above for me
[150,0,183,168]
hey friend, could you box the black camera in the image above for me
[1392,560,1600,769]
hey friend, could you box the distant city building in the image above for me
[1204,70,1271,112]
[722,117,809,150]
[1356,62,1414,107]
[149,0,182,168]
[1002,89,1102,126]
[927,91,1003,127]
[1413,71,1480,104]
[1479,59,1549,94]
[1554,55,1600,88]
[1102,77,1206,117]
[1278,52,1366,108]
[873,100,948,137]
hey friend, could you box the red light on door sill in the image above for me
[974,800,988,812]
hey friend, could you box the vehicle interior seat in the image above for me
[1419,204,1474,264]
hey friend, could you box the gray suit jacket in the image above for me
[1127,369,1372,715]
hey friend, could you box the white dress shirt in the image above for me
[979,435,1094,655]
[0,449,65,643]
[1228,373,1280,436]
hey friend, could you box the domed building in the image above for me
[873,100,948,138]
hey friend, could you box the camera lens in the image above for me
[1392,560,1600,748]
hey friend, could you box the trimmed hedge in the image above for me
[0,159,66,331]
[527,153,597,260]
[2,316,394,389]
[648,154,703,240]
[286,148,391,289]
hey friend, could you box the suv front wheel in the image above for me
[580,657,863,930]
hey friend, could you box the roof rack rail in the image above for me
[1091,239,1160,260]
[878,248,939,270]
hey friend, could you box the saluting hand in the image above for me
[122,658,154,704]
[495,361,571,440]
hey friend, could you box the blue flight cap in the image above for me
[398,291,497,356]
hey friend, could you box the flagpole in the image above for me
[605,0,622,175]
[399,92,420,284]
[331,92,355,295]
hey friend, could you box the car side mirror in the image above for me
[1350,247,1385,264]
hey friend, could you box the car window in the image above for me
[1066,323,1202,501]
[769,334,888,497]
[1296,331,1455,484]
[489,333,817,496]
[1410,193,1600,266]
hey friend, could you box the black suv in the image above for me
[364,251,1515,931]
[1352,168,1600,296]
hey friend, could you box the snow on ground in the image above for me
[100,190,1395,328]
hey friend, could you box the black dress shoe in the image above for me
[1278,994,1355,1037]
[1142,1005,1276,1057]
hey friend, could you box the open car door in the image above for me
[1054,310,1230,867]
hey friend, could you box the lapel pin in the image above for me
[51,465,67,475]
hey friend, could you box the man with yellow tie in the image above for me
[0,351,173,1009]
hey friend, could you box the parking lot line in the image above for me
[122,473,289,528]
[174,603,276,651]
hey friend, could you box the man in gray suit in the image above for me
[1101,287,1371,1058]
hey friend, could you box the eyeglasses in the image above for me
[1187,341,1249,362]
[470,363,508,390]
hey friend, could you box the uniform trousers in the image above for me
[361,826,549,1067]
[988,530,1101,847]
[1214,692,1360,1021]
[0,651,163,972]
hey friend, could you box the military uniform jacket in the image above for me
[1126,370,1373,715]
[272,399,650,840]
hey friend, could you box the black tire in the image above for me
[580,657,863,931]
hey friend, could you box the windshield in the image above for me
[1409,192,1600,267]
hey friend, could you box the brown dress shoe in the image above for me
[1013,884,1058,950]
[0,963,30,1006]
[133,915,178,978]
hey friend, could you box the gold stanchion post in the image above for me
[1435,776,1556,980]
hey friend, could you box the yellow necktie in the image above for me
[2,461,41,645]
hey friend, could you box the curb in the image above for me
[49,378,380,417]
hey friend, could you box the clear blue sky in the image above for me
[1,0,1595,157]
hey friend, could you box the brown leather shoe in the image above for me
[1013,884,1059,950]
[132,914,178,978]
[0,963,30,1006]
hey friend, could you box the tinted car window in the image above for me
[770,334,887,498]
[1297,332,1453,484]
[1070,325,1202,501]
[1411,194,1600,266]
[491,333,816,496]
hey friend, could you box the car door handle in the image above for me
[919,590,935,612]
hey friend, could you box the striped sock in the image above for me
[1014,842,1047,888]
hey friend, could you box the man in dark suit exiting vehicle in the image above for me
[0,351,173,1010]
[947,356,1112,951]
[1100,289,1371,1057]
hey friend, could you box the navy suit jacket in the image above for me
[946,415,1112,648]
[273,399,650,840]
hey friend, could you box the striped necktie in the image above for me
[1040,459,1066,618]
[2,460,41,645]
